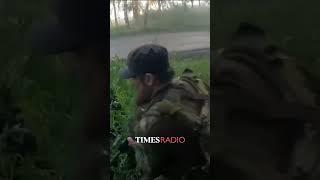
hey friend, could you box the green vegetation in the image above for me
[0,0,77,179]
[0,46,85,180]
[0,57,80,180]
[111,6,210,37]
[110,56,210,179]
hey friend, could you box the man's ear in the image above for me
[144,73,155,86]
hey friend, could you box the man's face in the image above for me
[130,73,156,106]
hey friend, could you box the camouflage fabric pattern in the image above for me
[129,70,210,180]
[212,25,320,180]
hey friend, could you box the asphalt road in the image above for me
[110,31,210,59]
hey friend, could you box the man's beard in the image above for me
[136,85,153,106]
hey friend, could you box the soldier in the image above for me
[212,22,320,180]
[121,44,210,180]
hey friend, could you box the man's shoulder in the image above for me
[149,99,181,115]
[142,99,198,136]
[135,81,202,135]
[133,100,178,134]
[140,99,180,128]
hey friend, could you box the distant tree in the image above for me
[144,0,150,29]
[132,0,140,21]
[117,0,121,10]
[160,0,168,10]
[157,0,161,12]
[149,0,160,11]
[123,0,130,28]
[199,0,201,6]
[183,0,187,11]
[169,0,176,7]
[191,0,194,7]
[112,0,118,27]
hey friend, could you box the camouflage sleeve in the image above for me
[132,113,168,180]
[134,110,199,180]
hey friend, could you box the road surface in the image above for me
[110,31,210,59]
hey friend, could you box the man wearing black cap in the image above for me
[29,0,108,180]
[121,44,210,180]
[121,44,175,106]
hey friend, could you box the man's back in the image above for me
[130,73,209,180]
[212,23,320,180]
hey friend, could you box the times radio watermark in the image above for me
[127,136,186,145]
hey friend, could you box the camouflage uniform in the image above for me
[122,44,210,180]
[212,23,320,180]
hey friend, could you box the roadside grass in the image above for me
[110,7,210,38]
[110,56,210,179]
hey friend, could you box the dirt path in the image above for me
[110,31,210,59]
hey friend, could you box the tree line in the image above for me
[111,0,210,29]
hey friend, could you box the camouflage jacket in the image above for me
[129,76,209,180]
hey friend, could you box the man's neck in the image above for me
[151,82,171,99]
[138,82,171,107]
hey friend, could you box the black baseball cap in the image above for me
[29,0,107,55]
[121,44,170,79]
[232,22,265,39]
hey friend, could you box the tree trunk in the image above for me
[157,0,161,12]
[112,0,118,27]
[117,0,121,10]
[123,0,130,28]
[199,0,201,6]
[171,0,175,7]
[132,1,139,21]
[183,0,187,11]
[144,1,150,29]
[191,0,194,8]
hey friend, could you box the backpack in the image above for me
[151,68,210,179]
[176,68,210,171]
[213,41,320,179]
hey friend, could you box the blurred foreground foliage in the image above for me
[0,0,81,179]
